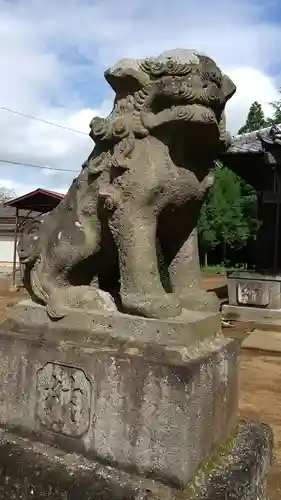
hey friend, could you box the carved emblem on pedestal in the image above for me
[36,363,91,436]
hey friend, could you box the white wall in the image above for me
[0,235,17,264]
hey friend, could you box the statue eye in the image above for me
[202,71,221,87]
[209,69,222,87]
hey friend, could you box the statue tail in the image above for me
[29,261,52,307]
[30,264,67,319]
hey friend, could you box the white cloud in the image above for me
[0,0,280,194]
[225,67,280,133]
[0,177,67,198]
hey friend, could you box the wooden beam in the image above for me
[12,208,19,289]
[273,176,281,271]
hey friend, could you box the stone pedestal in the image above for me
[0,300,273,498]
[223,269,281,327]
[0,422,273,500]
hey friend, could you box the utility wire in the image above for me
[0,106,90,172]
[0,158,79,173]
[0,106,89,136]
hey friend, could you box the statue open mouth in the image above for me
[163,103,218,124]
[147,76,225,132]
[139,100,220,135]
[95,50,236,146]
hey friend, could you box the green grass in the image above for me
[201,265,227,275]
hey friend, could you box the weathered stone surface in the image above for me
[227,270,281,309]
[18,49,236,320]
[3,47,273,499]
[0,421,273,499]
[186,420,274,500]
[6,299,221,346]
[0,316,237,488]
[222,303,281,326]
[224,270,281,328]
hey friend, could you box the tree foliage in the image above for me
[0,187,15,202]
[267,90,281,125]
[198,164,250,264]
[198,98,276,267]
[238,101,267,134]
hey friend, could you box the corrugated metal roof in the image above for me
[0,204,36,219]
[4,188,64,207]
[0,203,37,235]
[4,188,64,212]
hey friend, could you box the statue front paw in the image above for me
[120,292,182,319]
[178,290,220,312]
[46,286,117,319]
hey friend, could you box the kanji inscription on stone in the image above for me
[36,362,91,436]
[237,281,269,307]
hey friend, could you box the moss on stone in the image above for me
[184,423,240,498]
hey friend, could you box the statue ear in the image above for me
[104,58,150,94]
[221,74,236,102]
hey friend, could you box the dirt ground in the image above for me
[205,274,281,499]
[0,277,280,498]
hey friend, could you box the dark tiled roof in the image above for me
[225,123,281,155]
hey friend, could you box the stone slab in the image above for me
[222,303,281,330]
[0,421,273,499]
[226,270,281,309]
[227,270,281,281]
[242,329,281,352]
[5,299,221,347]
[0,318,238,488]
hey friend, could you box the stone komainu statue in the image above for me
[18,49,236,320]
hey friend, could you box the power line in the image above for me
[0,158,79,173]
[0,106,89,136]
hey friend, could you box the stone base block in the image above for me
[226,270,281,309]
[0,421,273,499]
[242,329,281,352]
[0,301,236,488]
[5,298,221,345]
[222,303,281,330]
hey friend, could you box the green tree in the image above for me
[198,176,218,267]
[213,165,250,257]
[199,163,250,265]
[237,101,267,243]
[238,101,267,134]
[267,90,281,125]
[199,100,277,269]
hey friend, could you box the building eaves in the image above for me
[225,123,281,155]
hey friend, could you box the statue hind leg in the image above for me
[28,229,117,319]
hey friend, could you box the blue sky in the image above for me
[1,0,281,196]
